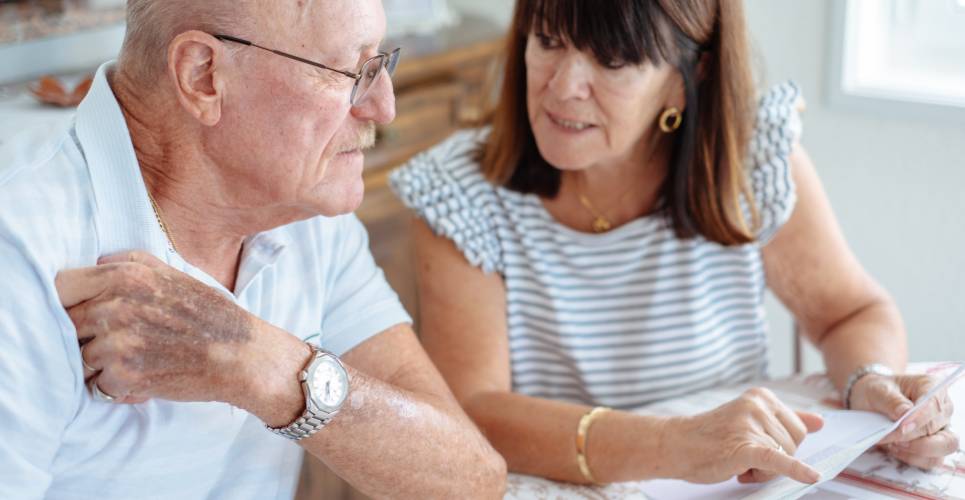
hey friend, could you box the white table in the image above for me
[505,363,965,500]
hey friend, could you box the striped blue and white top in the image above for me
[390,82,803,410]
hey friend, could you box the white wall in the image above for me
[744,0,965,375]
[449,0,514,25]
[449,0,965,376]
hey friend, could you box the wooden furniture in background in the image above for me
[295,14,505,500]
[354,13,504,329]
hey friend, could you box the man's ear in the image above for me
[167,31,226,126]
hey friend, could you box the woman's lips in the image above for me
[545,110,597,133]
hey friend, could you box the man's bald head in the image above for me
[118,0,255,82]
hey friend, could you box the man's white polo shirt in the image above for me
[0,62,411,499]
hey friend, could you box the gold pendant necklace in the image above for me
[576,172,640,234]
[577,194,613,233]
[574,140,665,233]
[147,190,179,253]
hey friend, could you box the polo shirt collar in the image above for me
[75,61,172,262]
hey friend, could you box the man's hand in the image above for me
[55,250,302,411]
[849,372,959,470]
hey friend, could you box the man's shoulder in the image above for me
[0,120,97,272]
[0,125,89,385]
[0,119,90,204]
[0,118,74,184]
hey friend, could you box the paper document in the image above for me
[642,363,965,500]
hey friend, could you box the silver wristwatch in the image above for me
[269,343,350,440]
[842,363,895,409]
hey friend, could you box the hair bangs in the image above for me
[522,0,676,67]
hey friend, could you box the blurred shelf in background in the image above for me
[0,0,124,45]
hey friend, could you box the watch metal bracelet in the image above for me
[266,343,347,441]
[270,413,331,440]
[842,363,895,409]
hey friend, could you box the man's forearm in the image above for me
[304,368,505,498]
[235,323,505,499]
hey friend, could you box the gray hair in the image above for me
[118,0,250,82]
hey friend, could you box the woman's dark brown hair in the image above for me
[477,0,758,245]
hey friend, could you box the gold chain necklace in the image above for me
[146,190,179,253]
[575,174,638,233]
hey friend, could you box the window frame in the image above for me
[828,0,965,126]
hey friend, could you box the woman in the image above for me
[390,0,957,486]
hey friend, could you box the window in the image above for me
[830,0,965,120]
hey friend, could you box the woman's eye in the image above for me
[602,59,628,70]
[535,33,563,50]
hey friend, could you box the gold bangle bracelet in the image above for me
[576,406,611,484]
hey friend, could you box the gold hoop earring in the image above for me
[659,107,682,133]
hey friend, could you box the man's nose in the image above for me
[351,70,396,125]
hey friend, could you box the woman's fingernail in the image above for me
[896,403,912,416]
[902,420,917,435]
[808,469,821,483]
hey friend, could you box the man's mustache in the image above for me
[342,121,376,153]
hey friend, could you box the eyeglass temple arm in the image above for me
[211,34,360,80]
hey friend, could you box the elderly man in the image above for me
[0,0,506,498]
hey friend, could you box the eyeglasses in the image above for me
[212,34,401,107]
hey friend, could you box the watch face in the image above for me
[309,357,348,411]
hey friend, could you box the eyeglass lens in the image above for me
[351,49,401,106]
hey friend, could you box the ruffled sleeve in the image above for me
[389,128,505,274]
[749,81,804,244]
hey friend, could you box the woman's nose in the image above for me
[547,51,593,101]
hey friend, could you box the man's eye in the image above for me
[535,33,563,50]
